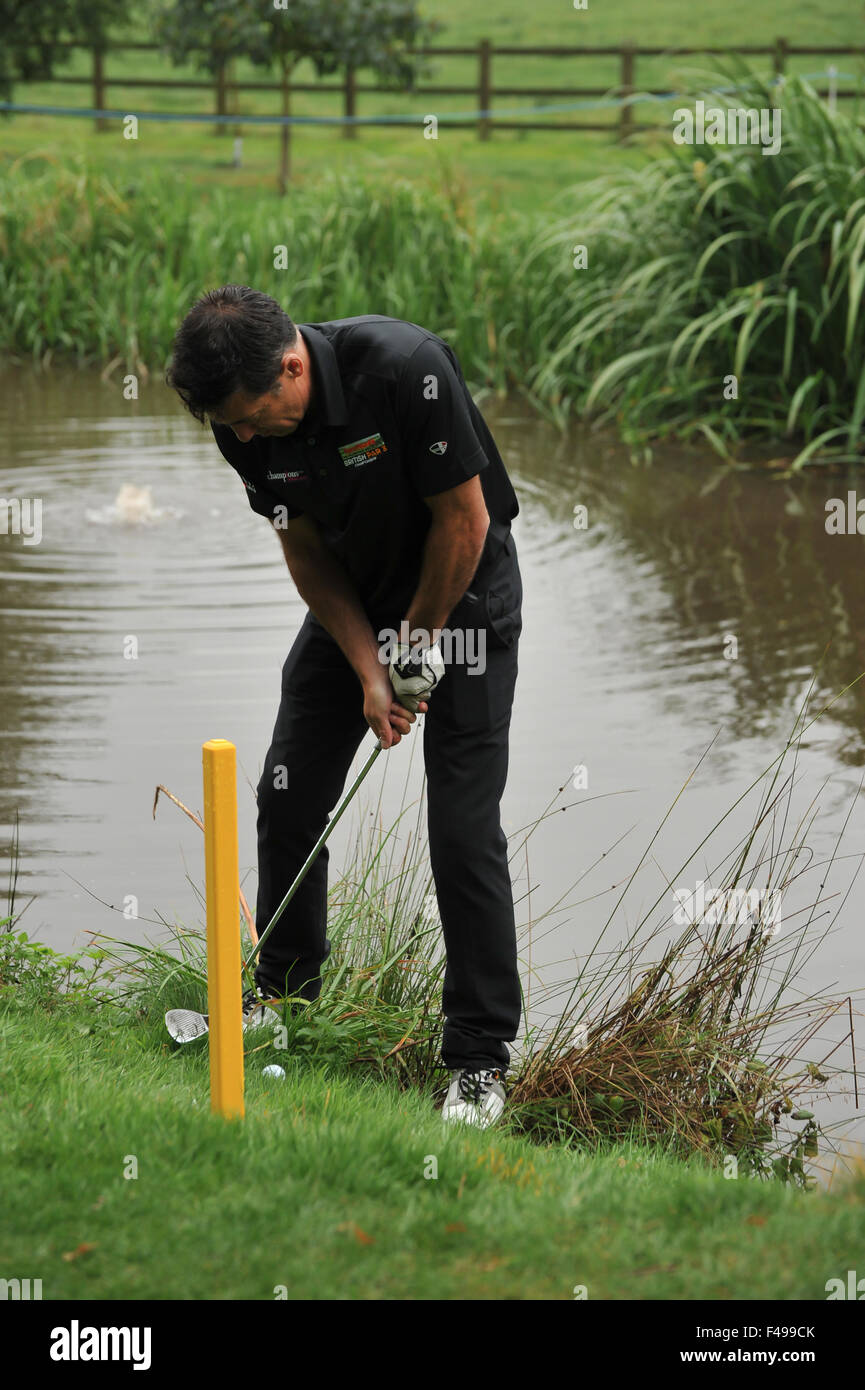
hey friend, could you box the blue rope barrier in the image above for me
[0,73,860,128]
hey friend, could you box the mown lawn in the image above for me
[1,995,863,1301]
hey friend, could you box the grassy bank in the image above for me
[2,706,865,1298]
[1,986,863,1300]
[1,73,862,464]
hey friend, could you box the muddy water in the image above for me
[1,367,863,1163]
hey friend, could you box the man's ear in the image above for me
[280,349,302,380]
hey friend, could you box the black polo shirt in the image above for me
[210,315,519,626]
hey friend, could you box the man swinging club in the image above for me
[167,286,523,1128]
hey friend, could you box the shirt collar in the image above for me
[298,324,347,432]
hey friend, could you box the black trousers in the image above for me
[253,535,523,1072]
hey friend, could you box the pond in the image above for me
[1,365,862,1165]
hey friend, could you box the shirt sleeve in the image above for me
[395,337,489,498]
[210,422,302,523]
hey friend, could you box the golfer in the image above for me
[167,285,523,1128]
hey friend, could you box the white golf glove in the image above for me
[388,640,445,713]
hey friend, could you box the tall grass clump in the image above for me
[506,689,861,1185]
[0,69,861,461]
[0,154,516,392]
[527,65,865,465]
[93,784,448,1080]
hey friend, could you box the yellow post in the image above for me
[203,739,244,1119]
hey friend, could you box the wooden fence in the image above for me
[29,40,865,141]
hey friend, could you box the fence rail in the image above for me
[14,39,865,142]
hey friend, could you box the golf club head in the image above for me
[165,1008,209,1043]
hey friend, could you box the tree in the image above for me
[155,0,438,191]
[0,0,127,104]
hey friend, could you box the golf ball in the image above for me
[262,1064,286,1080]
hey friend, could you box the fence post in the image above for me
[203,739,244,1121]
[278,58,292,194]
[215,59,228,136]
[619,42,635,143]
[92,46,107,133]
[344,65,356,139]
[772,36,789,82]
[478,39,492,141]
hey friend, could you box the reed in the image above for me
[1,74,862,461]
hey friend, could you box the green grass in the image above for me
[423,0,862,47]
[0,0,862,208]
[1,990,863,1300]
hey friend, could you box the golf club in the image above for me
[166,735,385,1043]
[245,734,384,971]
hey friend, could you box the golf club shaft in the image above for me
[243,736,384,972]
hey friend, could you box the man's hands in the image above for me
[269,510,471,751]
[389,640,445,714]
[364,631,443,748]
[363,665,428,749]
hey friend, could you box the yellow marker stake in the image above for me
[203,739,244,1119]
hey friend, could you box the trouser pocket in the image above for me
[474,535,522,650]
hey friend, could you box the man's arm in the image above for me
[403,475,490,641]
[275,514,381,685]
[273,514,425,747]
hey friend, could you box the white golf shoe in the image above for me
[241,984,282,1030]
[442,1067,507,1129]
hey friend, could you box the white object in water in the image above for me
[86,482,180,526]
[114,483,157,523]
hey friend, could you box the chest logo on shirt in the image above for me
[266,468,308,483]
[429,440,448,455]
[338,433,387,468]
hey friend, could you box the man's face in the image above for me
[209,346,312,443]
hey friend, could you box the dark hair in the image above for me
[166,285,298,423]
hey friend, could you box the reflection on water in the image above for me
[1,366,863,1157]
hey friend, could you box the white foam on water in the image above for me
[85,483,183,526]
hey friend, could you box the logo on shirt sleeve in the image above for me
[429,440,448,455]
